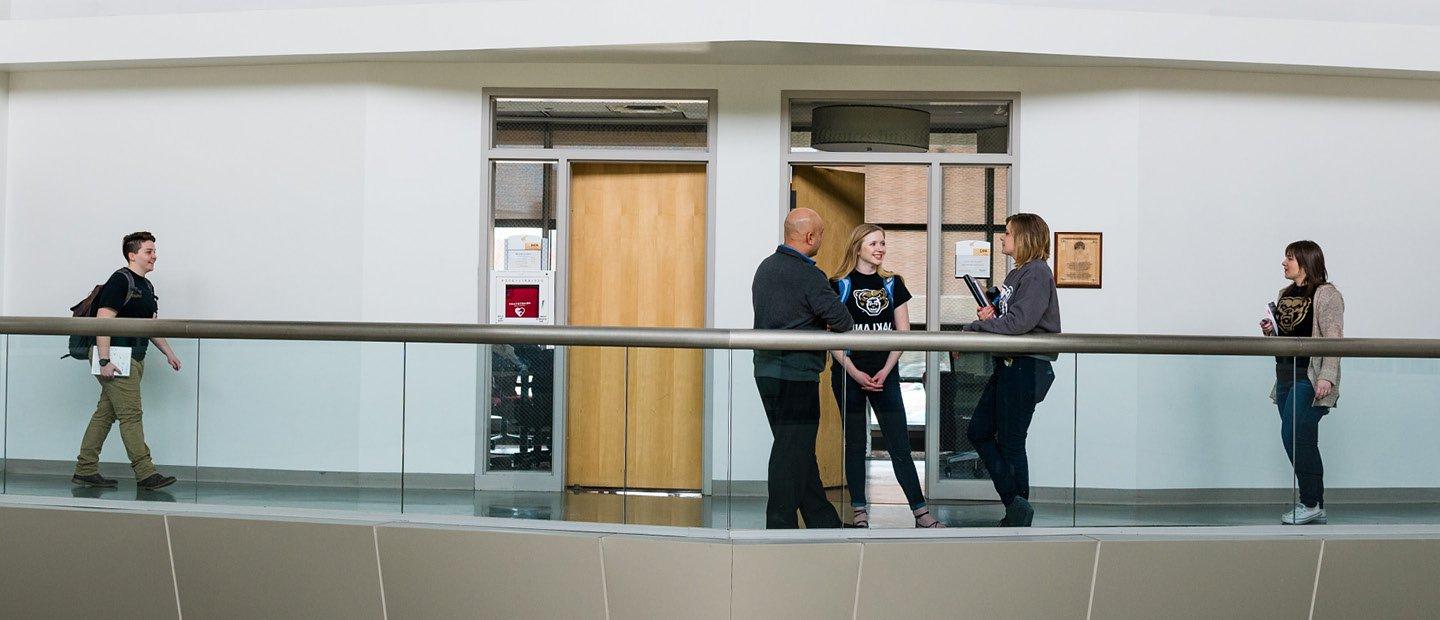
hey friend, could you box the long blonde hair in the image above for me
[831,223,896,280]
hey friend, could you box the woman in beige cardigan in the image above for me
[1260,240,1344,525]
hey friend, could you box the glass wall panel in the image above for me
[3,334,199,503]
[789,163,934,528]
[939,165,1009,331]
[487,160,560,482]
[491,160,557,273]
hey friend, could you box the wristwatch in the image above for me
[99,358,111,367]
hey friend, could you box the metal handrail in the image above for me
[2,316,1437,358]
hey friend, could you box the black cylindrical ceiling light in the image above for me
[810,104,930,153]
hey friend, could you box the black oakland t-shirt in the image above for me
[830,270,913,368]
[94,268,158,360]
[1275,284,1315,380]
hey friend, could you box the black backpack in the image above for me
[64,269,138,360]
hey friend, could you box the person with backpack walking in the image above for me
[828,224,942,528]
[71,231,183,491]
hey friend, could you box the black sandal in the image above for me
[914,508,945,528]
[851,507,870,528]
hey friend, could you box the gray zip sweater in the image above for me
[963,259,1062,336]
[752,245,854,380]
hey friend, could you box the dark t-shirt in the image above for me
[1275,284,1315,381]
[95,268,157,360]
[830,271,913,368]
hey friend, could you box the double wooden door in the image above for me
[565,163,707,491]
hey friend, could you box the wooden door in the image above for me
[566,163,707,490]
[790,166,865,488]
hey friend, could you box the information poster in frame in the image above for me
[1054,232,1102,288]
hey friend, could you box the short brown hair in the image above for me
[122,231,156,260]
[1006,213,1050,265]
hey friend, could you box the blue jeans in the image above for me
[1276,379,1327,508]
[831,364,926,510]
[968,357,1053,506]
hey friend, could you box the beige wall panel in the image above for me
[568,163,707,490]
[791,165,865,488]
[378,525,607,619]
[0,505,179,620]
[1090,538,1321,620]
[168,515,385,619]
[601,535,731,620]
[857,538,1096,619]
[732,542,863,619]
[1312,538,1440,620]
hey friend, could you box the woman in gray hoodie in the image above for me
[962,213,1061,527]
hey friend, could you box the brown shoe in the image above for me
[71,473,119,488]
[137,473,177,490]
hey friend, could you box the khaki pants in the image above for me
[74,359,156,479]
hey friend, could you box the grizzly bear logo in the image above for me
[853,289,890,317]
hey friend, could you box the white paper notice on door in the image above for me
[955,240,992,279]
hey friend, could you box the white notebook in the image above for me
[90,346,133,377]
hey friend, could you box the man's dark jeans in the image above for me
[967,357,1053,506]
[1276,379,1327,508]
[756,377,842,529]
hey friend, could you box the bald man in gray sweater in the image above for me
[751,208,853,529]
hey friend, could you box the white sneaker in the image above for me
[1280,502,1327,525]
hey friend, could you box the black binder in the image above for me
[963,274,991,307]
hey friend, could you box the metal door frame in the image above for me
[780,91,1020,500]
[476,88,718,493]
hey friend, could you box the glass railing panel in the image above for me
[830,347,939,529]
[559,343,628,524]
[732,349,850,530]
[2,334,199,504]
[1075,353,1295,527]
[195,339,403,513]
[1301,357,1440,525]
[613,346,713,527]
[395,342,483,517]
[725,349,767,530]
[931,351,1075,528]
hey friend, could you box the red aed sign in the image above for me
[504,284,541,319]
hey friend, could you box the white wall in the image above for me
[5,61,1440,491]
[0,69,8,467]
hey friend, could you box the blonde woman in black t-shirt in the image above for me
[828,224,943,528]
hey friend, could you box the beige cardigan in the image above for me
[1269,283,1345,408]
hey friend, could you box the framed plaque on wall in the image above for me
[1054,232,1102,288]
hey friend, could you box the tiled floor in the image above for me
[8,463,1440,530]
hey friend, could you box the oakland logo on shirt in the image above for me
[852,289,890,317]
